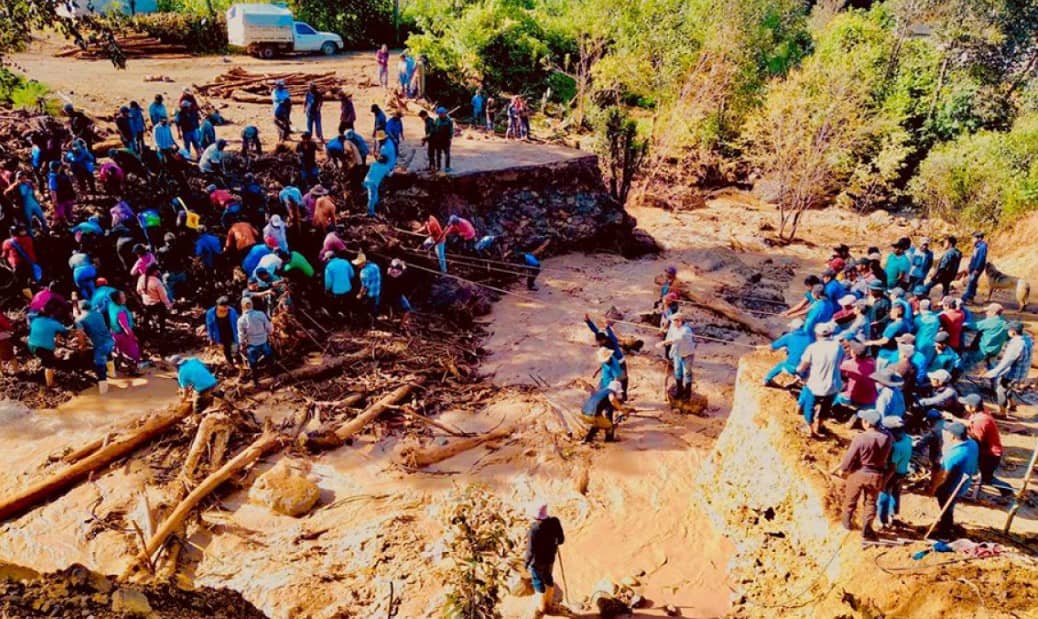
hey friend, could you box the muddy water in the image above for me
[0,373,180,576]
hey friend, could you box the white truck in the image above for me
[226,3,343,58]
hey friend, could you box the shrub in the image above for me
[910,113,1038,229]
[129,12,227,53]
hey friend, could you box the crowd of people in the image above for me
[0,59,553,407]
[758,235,1031,541]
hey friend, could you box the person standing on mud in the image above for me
[525,503,565,619]
[376,44,390,88]
[796,322,843,437]
[928,421,978,539]
[431,107,454,173]
[836,409,891,542]
[205,296,239,368]
[657,312,696,401]
[303,82,324,142]
[272,80,293,143]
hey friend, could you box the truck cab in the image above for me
[291,22,340,55]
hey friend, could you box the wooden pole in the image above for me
[396,426,513,468]
[334,379,421,442]
[925,474,971,540]
[134,431,283,566]
[1004,436,1038,535]
[0,402,194,523]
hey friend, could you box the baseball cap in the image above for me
[839,294,857,307]
[946,422,967,439]
[881,415,904,429]
[815,322,834,336]
[788,318,804,330]
[958,393,982,409]
[607,380,622,395]
[927,369,951,384]
[857,409,881,426]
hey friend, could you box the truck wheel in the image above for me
[259,45,276,59]
[321,42,337,56]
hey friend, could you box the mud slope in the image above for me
[698,352,1038,619]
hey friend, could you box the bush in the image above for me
[129,12,227,53]
[910,113,1038,229]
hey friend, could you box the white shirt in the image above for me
[801,338,844,396]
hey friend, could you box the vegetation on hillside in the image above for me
[1,0,1037,233]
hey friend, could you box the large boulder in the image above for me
[248,460,321,517]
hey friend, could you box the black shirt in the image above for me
[525,516,564,567]
[297,141,318,168]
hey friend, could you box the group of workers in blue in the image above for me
[759,235,1029,541]
[0,84,538,411]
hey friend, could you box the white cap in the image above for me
[607,380,622,395]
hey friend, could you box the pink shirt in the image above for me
[321,232,346,261]
[137,274,171,308]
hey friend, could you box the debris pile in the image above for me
[194,67,344,104]
[54,34,192,60]
[0,562,266,618]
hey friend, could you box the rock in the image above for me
[248,460,321,517]
[595,595,632,618]
[507,570,534,597]
[111,588,152,616]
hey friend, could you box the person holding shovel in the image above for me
[524,503,565,619]
[928,421,978,539]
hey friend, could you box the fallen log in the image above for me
[132,430,284,571]
[395,426,514,468]
[0,402,194,522]
[58,432,114,464]
[301,379,422,450]
[683,286,776,340]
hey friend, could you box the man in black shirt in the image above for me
[297,132,319,189]
[524,503,565,617]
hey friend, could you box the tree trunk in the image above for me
[0,402,194,522]
[395,427,513,468]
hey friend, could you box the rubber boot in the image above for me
[106,360,117,379]
[604,427,617,442]
[98,380,109,395]
[44,368,55,388]
[542,585,555,613]
[582,427,597,444]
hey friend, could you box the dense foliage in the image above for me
[401,0,1038,234]
[130,12,228,53]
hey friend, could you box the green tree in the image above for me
[1,0,120,66]
[597,106,649,206]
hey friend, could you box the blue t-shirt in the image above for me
[242,244,271,276]
[28,316,68,351]
[771,329,812,367]
[177,358,219,392]
[324,258,354,295]
[890,433,913,475]
[582,387,615,417]
[76,310,113,347]
[941,439,979,493]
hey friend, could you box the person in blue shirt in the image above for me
[908,238,934,288]
[914,299,941,363]
[4,172,48,235]
[198,112,217,150]
[148,94,168,127]
[595,346,623,391]
[585,314,627,399]
[580,380,623,443]
[242,243,272,277]
[364,142,394,217]
[205,297,240,367]
[472,89,485,126]
[803,284,833,341]
[128,101,146,152]
[370,104,388,153]
[355,252,381,318]
[345,128,370,165]
[173,100,202,159]
[303,82,325,141]
[865,303,908,362]
[323,251,355,317]
[75,300,115,392]
[962,231,988,303]
[871,369,906,418]
[385,111,404,151]
[927,332,962,377]
[28,312,69,387]
[821,268,846,304]
[241,125,262,157]
[90,279,117,327]
[877,415,912,528]
[325,132,347,168]
[928,421,978,538]
[884,238,911,288]
[153,117,179,161]
[764,318,812,387]
[521,251,541,291]
[170,355,220,413]
[71,254,98,300]
[194,226,222,269]
[272,80,293,142]
[64,139,96,194]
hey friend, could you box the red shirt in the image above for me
[840,357,877,406]
[2,235,36,269]
[447,217,477,241]
[424,215,444,242]
[939,309,966,349]
[968,412,1003,457]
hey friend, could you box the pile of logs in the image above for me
[55,34,192,60]
[194,67,344,104]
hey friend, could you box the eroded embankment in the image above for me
[698,351,1038,619]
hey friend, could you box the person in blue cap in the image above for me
[928,421,978,538]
